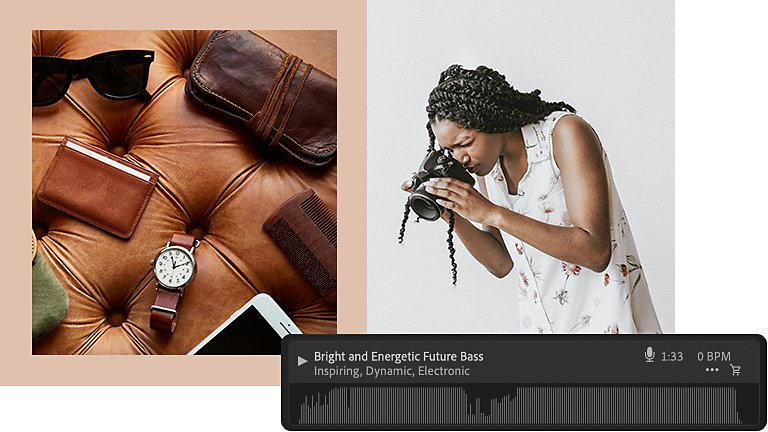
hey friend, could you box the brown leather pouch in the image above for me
[185,30,337,167]
[36,137,158,238]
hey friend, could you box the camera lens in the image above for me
[408,184,443,221]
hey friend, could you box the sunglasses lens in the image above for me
[90,52,149,98]
[33,58,69,106]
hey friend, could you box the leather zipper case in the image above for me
[185,30,337,167]
[36,137,158,238]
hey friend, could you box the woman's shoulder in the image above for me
[547,110,585,129]
[550,112,598,147]
[548,112,603,172]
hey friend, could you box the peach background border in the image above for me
[5,0,365,385]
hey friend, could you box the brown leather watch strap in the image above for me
[150,232,198,333]
[170,232,196,250]
[150,288,182,333]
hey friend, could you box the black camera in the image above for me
[408,150,476,221]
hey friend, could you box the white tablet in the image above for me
[189,293,302,355]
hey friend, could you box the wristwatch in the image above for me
[150,232,199,333]
[32,229,38,264]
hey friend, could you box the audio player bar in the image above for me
[281,335,765,430]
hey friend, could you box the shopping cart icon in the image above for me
[730,364,741,376]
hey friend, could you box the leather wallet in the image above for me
[185,30,337,167]
[36,137,158,238]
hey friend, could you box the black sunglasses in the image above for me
[33,50,154,107]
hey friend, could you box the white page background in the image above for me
[4,1,768,431]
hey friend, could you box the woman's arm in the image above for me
[444,211,514,278]
[401,180,514,278]
[426,115,612,273]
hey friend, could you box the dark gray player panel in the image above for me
[281,335,765,430]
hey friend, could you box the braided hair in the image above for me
[426,64,575,135]
[399,64,576,285]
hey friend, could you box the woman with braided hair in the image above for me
[400,64,661,334]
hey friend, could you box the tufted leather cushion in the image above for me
[32,30,337,355]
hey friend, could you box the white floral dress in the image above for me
[480,111,662,334]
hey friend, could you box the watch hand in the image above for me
[173,262,191,269]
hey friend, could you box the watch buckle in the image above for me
[150,305,177,317]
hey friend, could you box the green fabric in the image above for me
[32,250,69,342]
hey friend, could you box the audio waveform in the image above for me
[292,384,756,426]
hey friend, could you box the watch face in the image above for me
[153,246,196,289]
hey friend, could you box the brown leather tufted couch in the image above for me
[32,30,337,355]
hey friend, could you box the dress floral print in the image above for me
[480,111,662,334]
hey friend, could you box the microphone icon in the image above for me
[645,346,655,363]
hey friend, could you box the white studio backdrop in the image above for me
[367,0,674,333]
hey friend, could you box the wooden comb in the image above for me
[264,189,337,305]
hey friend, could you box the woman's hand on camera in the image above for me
[401,179,414,193]
[425,177,500,226]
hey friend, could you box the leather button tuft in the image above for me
[107,309,127,327]
[110,145,127,157]
[182,68,190,80]
[186,224,205,240]
[33,224,48,239]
